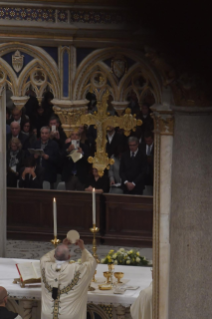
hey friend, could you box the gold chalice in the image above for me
[92,270,97,282]
[114,272,124,284]
[103,271,112,284]
[108,264,114,271]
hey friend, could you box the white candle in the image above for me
[53,197,57,237]
[92,188,96,225]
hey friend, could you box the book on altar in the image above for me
[16,262,41,282]
[28,148,44,156]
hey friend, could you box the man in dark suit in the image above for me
[106,126,125,158]
[62,131,90,190]
[32,126,59,188]
[8,107,28,126]
[119,136,147,195]
[6,122,29,150]
[19,157,44,189]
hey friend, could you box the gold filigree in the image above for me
[151,112,174,136]
[77,90,142,176]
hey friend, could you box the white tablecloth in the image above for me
[0,258,152,307]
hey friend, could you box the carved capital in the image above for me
[111,101,129,116]
[151,105,174,136]
[11,96,29,111]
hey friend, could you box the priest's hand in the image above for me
[76,239,85,250]
[63,238,71,246]
[126,182,135,191]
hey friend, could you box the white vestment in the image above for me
[40,249,96,319]
[130,282,152,319]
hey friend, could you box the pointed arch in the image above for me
[73,47,162,103]
[0,42,60,98]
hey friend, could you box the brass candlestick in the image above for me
[51,236,61,248]
[90,225,100,263]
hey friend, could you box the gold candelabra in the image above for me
[51,236,61,248]
[90,225,100,263]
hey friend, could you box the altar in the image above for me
[0,257,152,319]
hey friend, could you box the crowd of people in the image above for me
[6,91,154,195]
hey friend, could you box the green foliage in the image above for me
[101,248,149,266]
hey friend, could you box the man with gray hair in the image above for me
[40,238,96,319]
[119,136,147,195]
[0,286,23,319]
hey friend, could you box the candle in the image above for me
[53,197,57,237]
[92,188,96,225]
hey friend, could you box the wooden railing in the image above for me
[7,188,153,247]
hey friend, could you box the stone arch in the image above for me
[0,42,60,98]
[0,58,17,95]
[73,47,162,103]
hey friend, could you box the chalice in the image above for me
[114,272,124,284]
[103,271,112,284]
[92,270,97,282]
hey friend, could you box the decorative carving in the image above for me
[145,47,176,87]
[32,68,46,86]
[12,50,24,73]
[151,111,174,136]
[111,55,127,79]
[171,74,211,107]
[0,69,5,83]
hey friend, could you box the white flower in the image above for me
[136,257,140,263]
[112,253,117,259]
[126,260,131,265]
[101,258,105,263]
[114,260,118,265]
[119,248,125,252]
[77,259,81,263]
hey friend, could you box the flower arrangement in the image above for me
[101,248,149,266]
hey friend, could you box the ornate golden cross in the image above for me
[77,91,142,176]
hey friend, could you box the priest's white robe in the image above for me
[40,248,96,319]
[130,282,152,319]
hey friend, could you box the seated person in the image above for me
[119,136,147,195]
[85,168,109,193]
[61,131,90,190]
[130,281,152,319]
[49,116,66,150]
[7,122,29,150]
[32,126,59,188]
[108,146,123,194]
[7,138,25,188]
[19,157,44,189]
[21,119,37,147]
[0,286,23,319]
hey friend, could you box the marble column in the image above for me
[169,106,212,319]
[151,104,174,319]
[0,88,7,257]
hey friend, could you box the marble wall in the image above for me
[169,107,212,318]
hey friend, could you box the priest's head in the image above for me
[55,244,70,261]
[0,286,8,306]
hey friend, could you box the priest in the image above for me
[40,238,96,319]
[130,282,152,319]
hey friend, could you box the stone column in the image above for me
[169,106,212,319]
[0,88,7,257]
[151,104,174,319]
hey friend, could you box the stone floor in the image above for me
[6,240,152,264]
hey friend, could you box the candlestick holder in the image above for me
[51,236,61,248]
[90,225,100,263]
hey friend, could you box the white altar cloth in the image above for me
[0,258,152,307]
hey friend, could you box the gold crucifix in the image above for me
[77,91,142,176]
